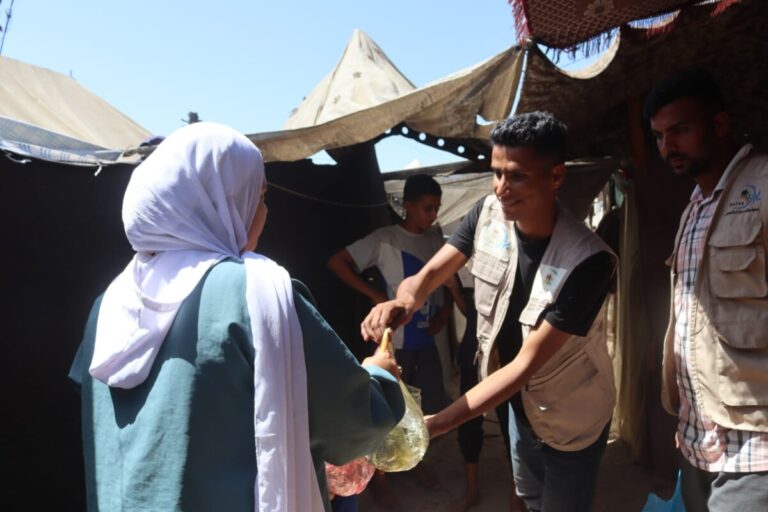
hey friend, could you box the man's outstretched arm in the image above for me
[425,320,571,438]
[360,243,468,342]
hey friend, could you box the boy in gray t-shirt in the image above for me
[327,174,451,414]
[328,174,454,504]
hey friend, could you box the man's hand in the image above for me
[360,299,414,342]
[362,345,400,378]
[361,245,468,342]
[424,413,448,439]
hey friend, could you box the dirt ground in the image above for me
[356,423,653,512]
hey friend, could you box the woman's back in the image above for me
[71,123,404,512]
[72,260,256,511]
[72,259,406,511]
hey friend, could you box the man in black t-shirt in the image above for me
[449,195,614,421]
[361,112,616,512]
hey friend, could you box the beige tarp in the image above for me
[250,30,523,162]
[385,170,494,228]
[285,29,417,129]
[0,56,150,150]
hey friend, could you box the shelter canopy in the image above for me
[250,30,523,162]
[0,56,150,165]
[285,29,417,129]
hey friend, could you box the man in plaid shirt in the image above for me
[646,69,768,511]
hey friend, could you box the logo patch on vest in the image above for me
[725,184,761,216]
[531,264,567,302]
[477,221,511,260]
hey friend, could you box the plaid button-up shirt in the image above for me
[674,147,768,473]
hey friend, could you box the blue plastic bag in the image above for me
[642,470,686,512]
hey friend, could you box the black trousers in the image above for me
[456,360,512,464]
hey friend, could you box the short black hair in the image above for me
[490,112,568,164]
[643,68,726,120]
[403,174,441,202]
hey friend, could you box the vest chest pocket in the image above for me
[707,221,768,349]
[470,249,507,317]
[708,221,767,299]
[709,242,767,299]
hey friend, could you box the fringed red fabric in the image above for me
[510,0,531,43]
[509,0,744,57]
[633,10,681,39]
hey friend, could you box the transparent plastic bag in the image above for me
[368,329,429,472]
[369,379,429,472]
[404,382,422,409]
[325,457,376,496]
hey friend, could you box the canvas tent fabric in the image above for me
[508,0,739,50]
[0,56,150,164]
[249,32,523,162]
[385,170,494,228]
[0,117,129,166]
[285,29,417,129]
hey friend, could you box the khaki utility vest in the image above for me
[662,146,768,432]
[469,196,617,451]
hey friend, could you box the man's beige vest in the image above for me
[662,146,768,432]
[469,196,617,451]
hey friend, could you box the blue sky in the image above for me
[3,1,589,170]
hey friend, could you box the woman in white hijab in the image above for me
[69,122,404,512]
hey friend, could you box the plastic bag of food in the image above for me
[368,329,429,472]
[325,457,376,496]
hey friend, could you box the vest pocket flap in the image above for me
[713,310,768,349]
[709,245,767,299]
[716,339,768,405]
[469,249,506,286]
[470,250,507,317]
[712,246,757,271]
[708,222,761,248]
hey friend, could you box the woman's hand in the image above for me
[362,348,401,379]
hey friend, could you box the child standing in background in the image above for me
[327,174,453,506]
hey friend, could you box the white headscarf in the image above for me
[89,122,324,512]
